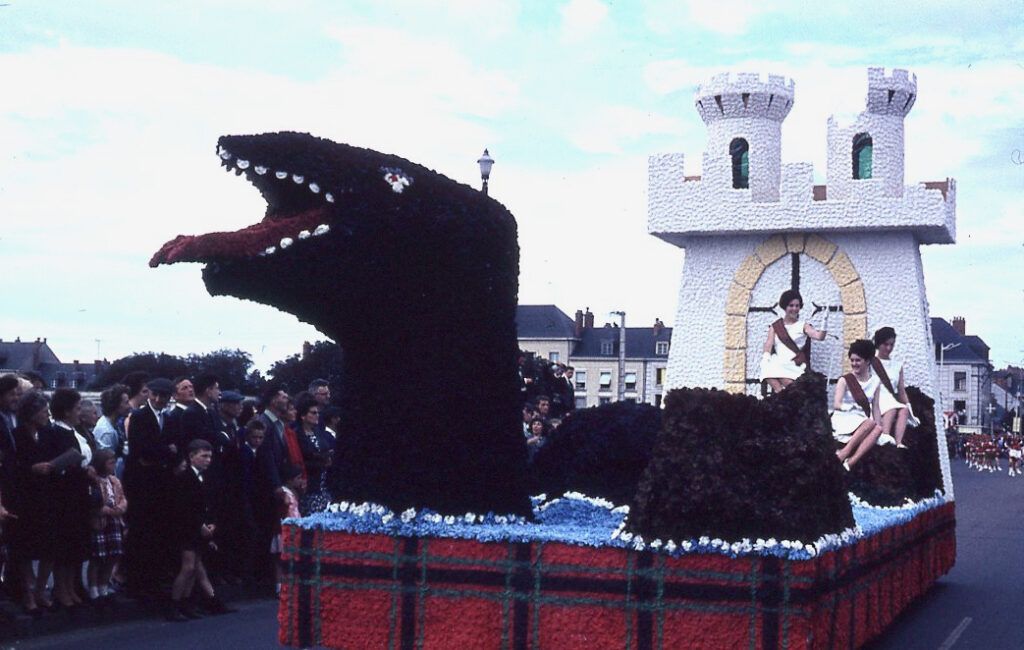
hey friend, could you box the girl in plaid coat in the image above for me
[88,450,126,601]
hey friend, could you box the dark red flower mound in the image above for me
[845,386,945,506]
[529,401,662,506]
[626,372,855,542]
[151,132,532,517]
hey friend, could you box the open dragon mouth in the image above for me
[149,143,344,268]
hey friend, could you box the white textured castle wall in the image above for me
[665,232,952,496]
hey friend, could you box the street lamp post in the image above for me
[938,342,960,417]
[610,311,626,402]
[477,149,494,195]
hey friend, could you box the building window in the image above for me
[548,351,559,363]
[575,396,588,409]
[654,394,663,408]
[575,370,587,390]
[600,340,614,356]
[954,371,967,392]
[655,341,669,355]
[625,398,637,404]
[954,400,967,416]
[599,371,612,390]
[852,132,872,180]
[656,368,666,386]
[624,372,637,391]
[730,138,749,189]
[599,397,611,405]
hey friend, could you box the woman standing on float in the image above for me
[872,327,918,449]
[760,289,829,393]
[832,339,883,471]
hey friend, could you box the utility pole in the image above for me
[611,311,626,402]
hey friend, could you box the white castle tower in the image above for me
[648,68,956,493]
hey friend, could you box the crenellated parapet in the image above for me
[694,72,795,124]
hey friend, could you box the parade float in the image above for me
[153,67,956,649]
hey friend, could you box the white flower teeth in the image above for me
[275,171,288,180]
[292,174,305,184]
[298,230,311,240]
[280,237,293,249]
[309,182,320,193]
[265,246,276,255]
[254,165,268,175]
[325,192,334,203]
[313,224,330,236]
[219,149,232,160]
[237,159,250,169]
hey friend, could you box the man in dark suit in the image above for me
[234,419,265,584]
[123,378,176,598]
[167,439,234,621]
[181,375,221,452]
[253,385,289,585]
[0,375,21,599]
[163,376,195,459]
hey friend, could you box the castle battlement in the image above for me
[695,72,795,124]
[865,67,917,116]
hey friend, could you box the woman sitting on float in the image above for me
[832,339,884,471]
[872,327,919,449]
[760,289,829,393]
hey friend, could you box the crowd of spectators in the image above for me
[517,351,576,460]
[0,371,341,623]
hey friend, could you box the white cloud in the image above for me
[559,0,610,42]
[643,0,772,36]
[566,106,684,154]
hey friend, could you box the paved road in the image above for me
[869,458,1024,649]
[6,459,1020,649]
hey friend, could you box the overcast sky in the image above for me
[1,1,1021,371]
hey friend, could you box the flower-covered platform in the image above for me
[278,494,955,649]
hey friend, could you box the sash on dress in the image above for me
[771,319,810,366]
[843,373,873,418]
[870,358,902,402]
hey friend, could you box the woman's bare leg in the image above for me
[837,420,877,462]
[848,425,882,467]
[894,409,910,446]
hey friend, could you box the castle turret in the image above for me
[694,72,794,202]
[827,67,917,200]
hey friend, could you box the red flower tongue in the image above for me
[150,207,330,267]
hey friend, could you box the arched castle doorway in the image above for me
[722,234,868,395]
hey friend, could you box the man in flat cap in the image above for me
[123,377,177,598]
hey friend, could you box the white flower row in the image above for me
[847,490,947,511]
[323,500,528,527]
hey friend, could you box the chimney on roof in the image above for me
[15,337,20,343]
[653,318,665,336]
[302,341,312,359]
[73,360,80,369]
[952,317,966,336]
[574,310,585,337]
[583,308,594,330]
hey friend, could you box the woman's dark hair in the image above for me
[321,406,342,425]
[0,374,19,396]
[121,371,151,399]
[92,448,116,473]
[100,383,130,417]
[872,326,897,347]
[529,417,548,435]
[50,388,82,421]
[778,289,803,309]
[16,392,49,425]
[848,339,876,361]
[295,394,319,420]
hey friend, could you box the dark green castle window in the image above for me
[853,132,873,180]
[730,138,749,189]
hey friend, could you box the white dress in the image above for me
[760,320,808,381]
[831,372,881,442]
[875,357,920,427]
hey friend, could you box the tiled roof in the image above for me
[930,318,989,364]
[0,340,60,372]
[572,326,673,360]
[516,305,578,339]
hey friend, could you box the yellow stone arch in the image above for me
[722,233,868,394]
